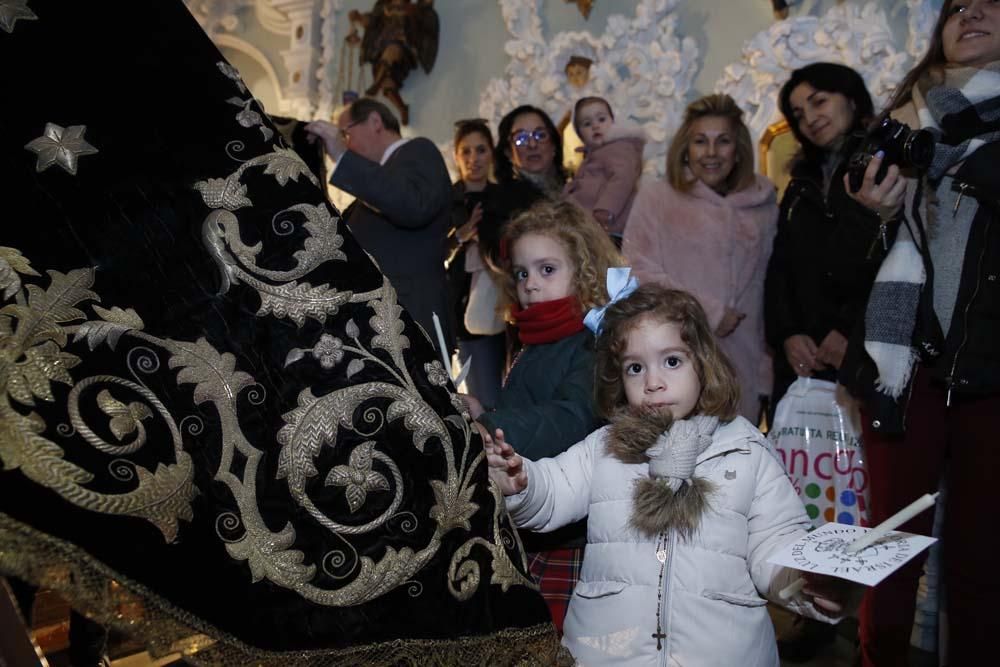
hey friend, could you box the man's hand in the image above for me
[304,120,348,162]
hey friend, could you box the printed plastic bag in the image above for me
[768,377,870,528]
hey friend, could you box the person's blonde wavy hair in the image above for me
[666,93,755,195]
[499,199,624,321]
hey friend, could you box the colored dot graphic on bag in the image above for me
[804,486,864,525]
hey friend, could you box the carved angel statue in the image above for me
[351,0,439,125]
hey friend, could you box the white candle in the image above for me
[431,312,452,381]
[845,492,940,554]
[778,577,807,601]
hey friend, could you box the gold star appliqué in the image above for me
[24,123,99,175]
[0,0,38,34]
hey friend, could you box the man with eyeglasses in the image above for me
[306,98,454,351]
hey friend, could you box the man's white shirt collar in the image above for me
[380,138,409,165]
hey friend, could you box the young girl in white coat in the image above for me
[486,282,848,666]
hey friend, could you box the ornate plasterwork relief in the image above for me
[477,0,699,177]
[314,0,344,122]
[715,0,937,158]
[186,0,330,119]
[905,0,937,60]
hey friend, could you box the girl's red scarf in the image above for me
[510,296,585,345]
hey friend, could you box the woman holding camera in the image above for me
[447,119,505,408]
[765,63,887,424]
[843,1,1000,664]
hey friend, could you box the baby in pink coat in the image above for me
[563,97,646,243]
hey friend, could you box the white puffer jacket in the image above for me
[508,416,829,666]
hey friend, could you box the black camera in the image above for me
[847,117,935,192]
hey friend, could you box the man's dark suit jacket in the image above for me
[332,138,454,349]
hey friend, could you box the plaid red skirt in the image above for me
[528,547,585,636]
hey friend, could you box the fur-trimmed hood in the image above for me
[606,408,721,538]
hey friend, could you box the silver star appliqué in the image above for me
[0,0,37,33]
[24,123,99,175]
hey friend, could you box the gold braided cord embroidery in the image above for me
[187,108,538,606]
[0,244,532,611]
[2,212,533,606]
[0,513,561,666]
[0,266,198,543]
[1,81,543,665]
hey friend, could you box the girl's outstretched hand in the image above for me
[482,427,527,496]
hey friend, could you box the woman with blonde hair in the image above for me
[624,93,778,422]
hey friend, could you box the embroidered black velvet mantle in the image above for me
[0,2,556,664]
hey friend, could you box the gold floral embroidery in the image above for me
[1,108,537,621]
[0,265,197,543]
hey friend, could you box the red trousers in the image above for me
[859,369,1000,666]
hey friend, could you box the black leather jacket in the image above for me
[840,142,1000,434]
[765,144,889,410]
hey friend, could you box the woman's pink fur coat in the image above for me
[623,174,778,421]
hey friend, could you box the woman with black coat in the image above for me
[765,63,888,421]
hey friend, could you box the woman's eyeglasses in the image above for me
[510,129,550,147]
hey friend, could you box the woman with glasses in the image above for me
[624,93,778,423]
[477,105,567,271]
[446,119,505,408]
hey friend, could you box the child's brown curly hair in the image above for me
[499,199,624,320]
[593,284,740,420]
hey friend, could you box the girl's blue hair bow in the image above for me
[584,267,639,335]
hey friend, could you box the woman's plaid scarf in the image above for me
[864,62,1000,398]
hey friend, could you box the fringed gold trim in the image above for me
[0,513,561,666]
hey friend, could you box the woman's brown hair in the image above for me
[666,93,755,194]
[593,284,740,420]
[499,199,624,320]
[885,0,956,112]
